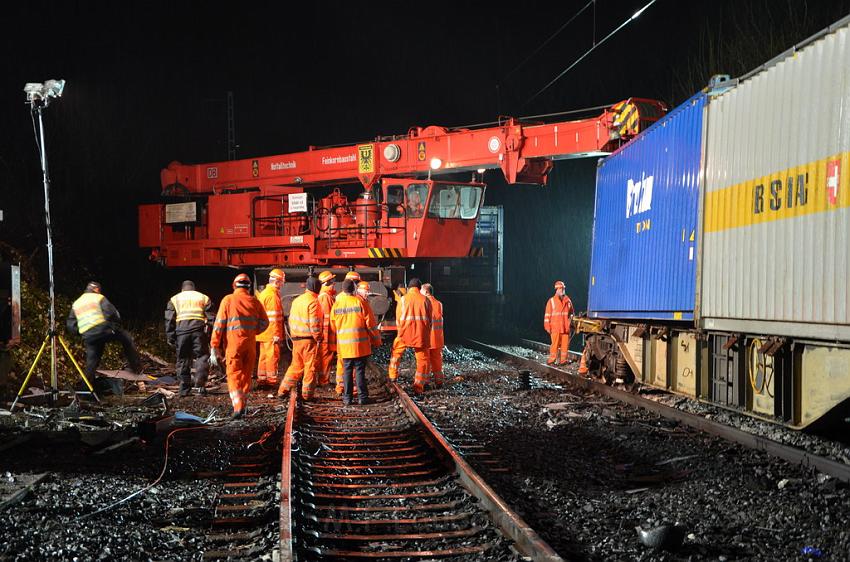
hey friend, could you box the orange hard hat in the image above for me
[318,270,335,283]
[357,281,369,292]
[269,268,285,282]
[344,271,361,282]
[233,273,251,289]
[554,280,565,289]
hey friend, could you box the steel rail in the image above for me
[391,381,565,562]
[279,390,297,562]
[467,338,850,484]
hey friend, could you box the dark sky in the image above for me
[1,0,849,319]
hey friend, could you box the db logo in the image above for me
[206,167,218,179]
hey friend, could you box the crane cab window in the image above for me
[386,185,404,218]
[406,184,428,218]
[428,184,483,220]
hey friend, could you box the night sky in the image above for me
[2,0,849,332]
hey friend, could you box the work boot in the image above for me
[178,386,191,397]
[231,409,245,420]
[358,397,371,406]
[412,384,425,395]
[196,387,207,396]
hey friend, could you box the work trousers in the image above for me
[316,342,334,386]
[388,336,430,393]
[225,341,255,414]
[342,356,369,404]
[175,331,210,390]
[84,329,140,380]
[257,341,280,385]
[280,338,318,400]
[548,331,570,364]
[428,347,443,387]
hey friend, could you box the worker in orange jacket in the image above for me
[331,279,375,405]
[544,280,574,365]
[316,270,337,387]
[421,283,444,388]
[334,271,362,393]
[388,278,432,393]
[255,269,285,387]
[278,277,322,400]
[211,274,269,419]
[334,278,382,394]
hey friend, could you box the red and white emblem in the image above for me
[827,159,840,205]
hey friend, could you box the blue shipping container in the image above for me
[587,93,706,320]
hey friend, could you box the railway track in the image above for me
[279,367,562,561]
[467,338,850,485]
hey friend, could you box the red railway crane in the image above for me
[138,99,666,271]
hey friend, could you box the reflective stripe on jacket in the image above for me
[427,295,444,349]
[288,290,321,339]
[398,287,431,348]
[544,295,573,334]
[256,284,284,343]
[331,293,373,359]
[211,288,269,351]
[72,293,107,334]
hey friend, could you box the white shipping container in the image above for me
[701,20,850,341]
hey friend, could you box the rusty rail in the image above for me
[278,367,564,560]
[392,382,564,561]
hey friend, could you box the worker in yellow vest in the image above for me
[67,281,141,381]
[164,280,215,396]
[278,277,322,400]
[256,269,285,387]
[421,283,444,388]
[335,270,362,393]
[331,279,375,405]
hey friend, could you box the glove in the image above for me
[167,336,176,348]
[273,335,281,344]
[210,349,222,368]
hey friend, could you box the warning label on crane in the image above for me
[417,141,426,161]
[358,144,374,174]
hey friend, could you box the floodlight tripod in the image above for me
[11,90,99,409]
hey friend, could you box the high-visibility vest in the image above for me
[331,293,373,359]
[427,295,444,349]
[72,293,107,334]
[170,290,209,323]
[256,284,284,342]
[288,291,320,339]
[544,295,573,334]
[398,288,431,348]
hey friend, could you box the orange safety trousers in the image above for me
[280,339,318,399]
[549,331,571,364]
[316,342,334,386]
[257,341,280,384]
[226,341,256,414]
[388,336,430,392]
[428,347,443,386]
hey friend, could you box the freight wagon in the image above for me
[581,15,850,428]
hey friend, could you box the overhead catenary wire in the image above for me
[502,0,596,82]
[526,0,659,106]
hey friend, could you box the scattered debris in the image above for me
[635,522,687,552]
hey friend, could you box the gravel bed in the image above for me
[494,343,850,467]
[0,389,285,561]
[396,345,850,561]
